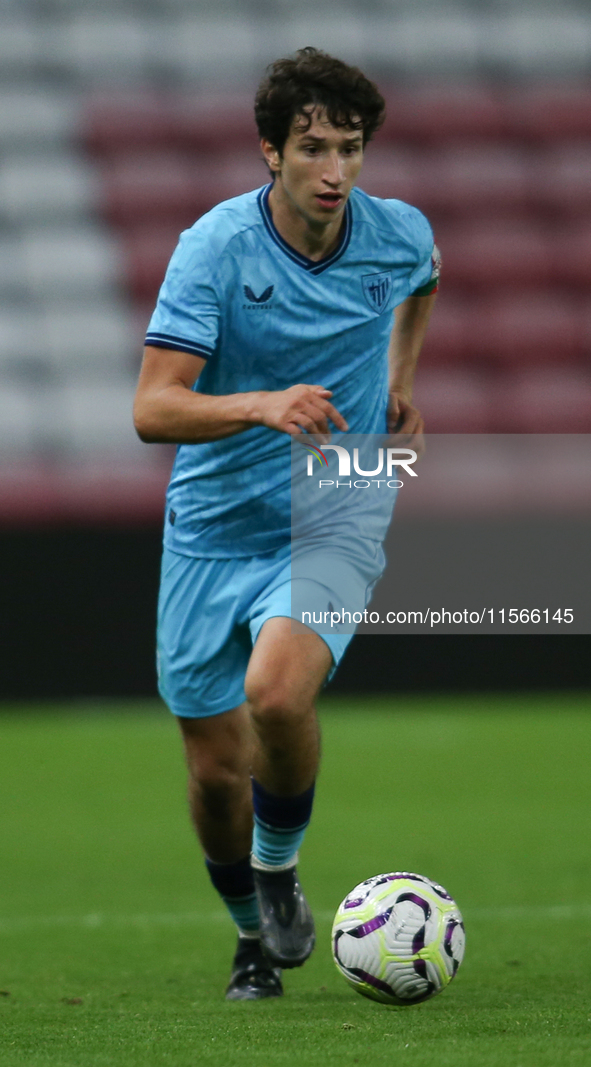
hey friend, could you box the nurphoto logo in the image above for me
[303,444,418,489]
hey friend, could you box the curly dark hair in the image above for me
[254,46,385,155]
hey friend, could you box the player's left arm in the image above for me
[387,291,437,434]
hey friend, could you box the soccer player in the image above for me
[133,47,439,1000]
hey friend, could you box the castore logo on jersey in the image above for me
[243,284,274,309]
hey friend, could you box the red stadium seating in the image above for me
[551,224,591,289]
[123,226,180,302]
[84,95,178,154]
[172,96,258,151]
[468,296,587,364]
[214,151,269,202]
[355,147,421,204]
[428,146,532,216]
[418,297,471,365]
[364,145,533,219]
[531,145,591,218]
[100,154,232,227]
[101,150,268,229]
[506,85,591,142]
[436,222,553,292]
[83,86,591,435]
[493,368,591,432]
[100,154,196,226]
[84,94,259,156]
[412,369,494,432]
[378,86,508,145]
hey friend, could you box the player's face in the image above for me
[263,107,364,226]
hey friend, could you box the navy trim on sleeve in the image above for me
[145,333,213,359]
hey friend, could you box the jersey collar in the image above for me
[258,184,352,275]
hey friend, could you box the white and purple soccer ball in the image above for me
[332,872,465,1006]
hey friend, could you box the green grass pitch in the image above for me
[1,694,590,1067]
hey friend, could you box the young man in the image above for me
[133,47,439,1000]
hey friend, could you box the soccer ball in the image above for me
[332,872,465,1006]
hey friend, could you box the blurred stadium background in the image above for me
[1,0,590,699]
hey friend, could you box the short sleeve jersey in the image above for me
[146,184,438,558]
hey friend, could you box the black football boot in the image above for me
[225,936,283,1001]
[252,863,316,968]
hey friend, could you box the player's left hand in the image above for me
[387,391,425,457]
[387,392,424,434]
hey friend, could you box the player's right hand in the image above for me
[259,384,349,435]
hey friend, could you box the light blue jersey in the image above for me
[146,183,437,558]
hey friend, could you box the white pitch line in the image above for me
[1,904,590,934]
[0,911,229,933]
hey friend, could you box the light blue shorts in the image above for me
[156,540,382,719]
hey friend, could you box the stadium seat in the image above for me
[159,16,259,83]
[0,379,149,467]
[368,14,483,79]
[363,145,537,224]
[0,309,44,370]
[416,298,471,366]
[85,94,259,156]
[84,95,177,155]
[427,146,532,216]
[357,147,422,205]
[0,18,37,77]
[436,222,553,292]
[412,368,495,432]
[468,295,586,364]
[551,223,591,290]
[157,0,255,9]
[39,303,137,379]
[59,381,146,454]
[505,84,591,142]
[99,153,204,226]
[0,383,38,455]
[215,151,269,201]
[19,225,123,297]
[378,85,507,144]
[532,145,591,217]
[0,153,97,223]
[0,237,27,298]
[493,368,591,432]
[123,227,181,302]
[0,90,78,146]
[486,14,591,77]
[267,13,367,71]
[172,96,260,151]
[99,149,268,230]
[59,15,152,82]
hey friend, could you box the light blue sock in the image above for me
[252,820,308,868]
[251,778,316,869]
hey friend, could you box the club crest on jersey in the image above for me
[362,271,392,312]
[243,284,274,308]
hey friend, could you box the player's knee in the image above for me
[190,758,244,819]
[185,741,246,801]
[246,679,308,731]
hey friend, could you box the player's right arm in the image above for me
[133,346,348,443]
